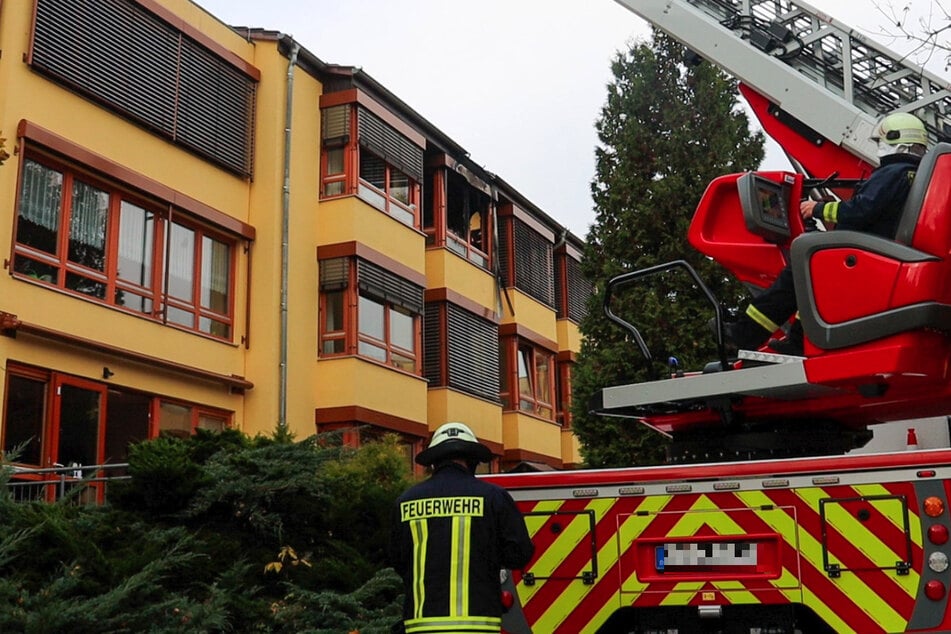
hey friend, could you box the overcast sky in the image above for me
[194,0,943,238]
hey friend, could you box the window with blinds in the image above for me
[512,219,555,307]
[319,256,424,372]
[556,254,591,322]
[31,0,256,177]
[356,107,423,183]
[424,302,500,403]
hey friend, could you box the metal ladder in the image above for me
[614,0,951,165]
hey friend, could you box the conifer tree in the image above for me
[572,31,765,467]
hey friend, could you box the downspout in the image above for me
[279,40,300,432]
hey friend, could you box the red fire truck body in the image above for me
[488,450,951,633]
[483,1,951,632]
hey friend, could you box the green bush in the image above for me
[112,435,207,514]
[0,429,413,632]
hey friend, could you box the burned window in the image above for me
[446,170,491,268]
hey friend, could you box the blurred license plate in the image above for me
[655,542,757,570]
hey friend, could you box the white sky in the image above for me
[194,0,945,238]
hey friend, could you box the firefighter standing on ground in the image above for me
[390,422,534,634]
[722,112,929,355]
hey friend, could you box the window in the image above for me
[322,146,348,197]
[358,147,419,226]
[13,154,237,339]
[499,213,555,307]
[555,358,573,428]
[31,0,257,176]
[3,372,46,465]
[423,163,493,270]
[315,422,421,474]
[1,364,231,468]
[499,337,555,421]
[446,170,491,267]
[319,256,424,373]
[518,344,553,418]
[159,401,230,438]
[424,302,499,402]
[358,294,417,371]
[321,104,352,198]
[319,103,423,228]
[556,249,591,323]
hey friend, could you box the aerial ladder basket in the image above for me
[593,144,951,463]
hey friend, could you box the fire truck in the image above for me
[485,1,951,632]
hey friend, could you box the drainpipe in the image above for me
[279,40,300,433]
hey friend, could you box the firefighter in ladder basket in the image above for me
[721,112,929,356]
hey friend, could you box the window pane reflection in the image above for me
[17,159,63,255]
[167,222,195,301]
[358,295,384,340]
[117,201,155,287]
[201,235,230,313]
[391,307,414,351]
[68,179,108,271]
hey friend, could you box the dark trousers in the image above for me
[748,264,797,331]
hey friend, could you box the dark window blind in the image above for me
[513,219,554,307]
[357,107,423,182]
[356,259,424,315]
[446,304,499,402]
[33,0,256,177]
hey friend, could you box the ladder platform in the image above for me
[596,350,841,417]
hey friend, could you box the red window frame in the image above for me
[162,219,235,338]
[357,146,420,227]
[319,105,421,229]
[556,357,573,428]
[156,399,232,438]
[12,151,237,340]
[318,259,422,374]
[1,364,233,470]
[499,337,556,421]
[320,144,352,198]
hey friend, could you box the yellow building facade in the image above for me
[0,0,589,473]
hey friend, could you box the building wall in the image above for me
[0,0,261,468]
[0,0,588,473]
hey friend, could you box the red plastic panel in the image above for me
[905,154,951,257]
[808,248,902,323]
[687,173,797,288]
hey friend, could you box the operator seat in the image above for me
[790,142,951,350]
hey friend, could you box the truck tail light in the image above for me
[924,496,945,517]
[925,580,946,601]
[500,590,515,612]
[928,524,949,545]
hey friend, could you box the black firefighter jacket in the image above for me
[390,462,535,634]
[816,152,921,237]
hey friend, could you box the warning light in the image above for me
[500,590,515,612]
[929,524,949,546]
[925,580,946,601]
[924,497,945,517]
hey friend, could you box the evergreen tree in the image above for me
[572,31,765,467]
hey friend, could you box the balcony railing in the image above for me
[3,463,130,505]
